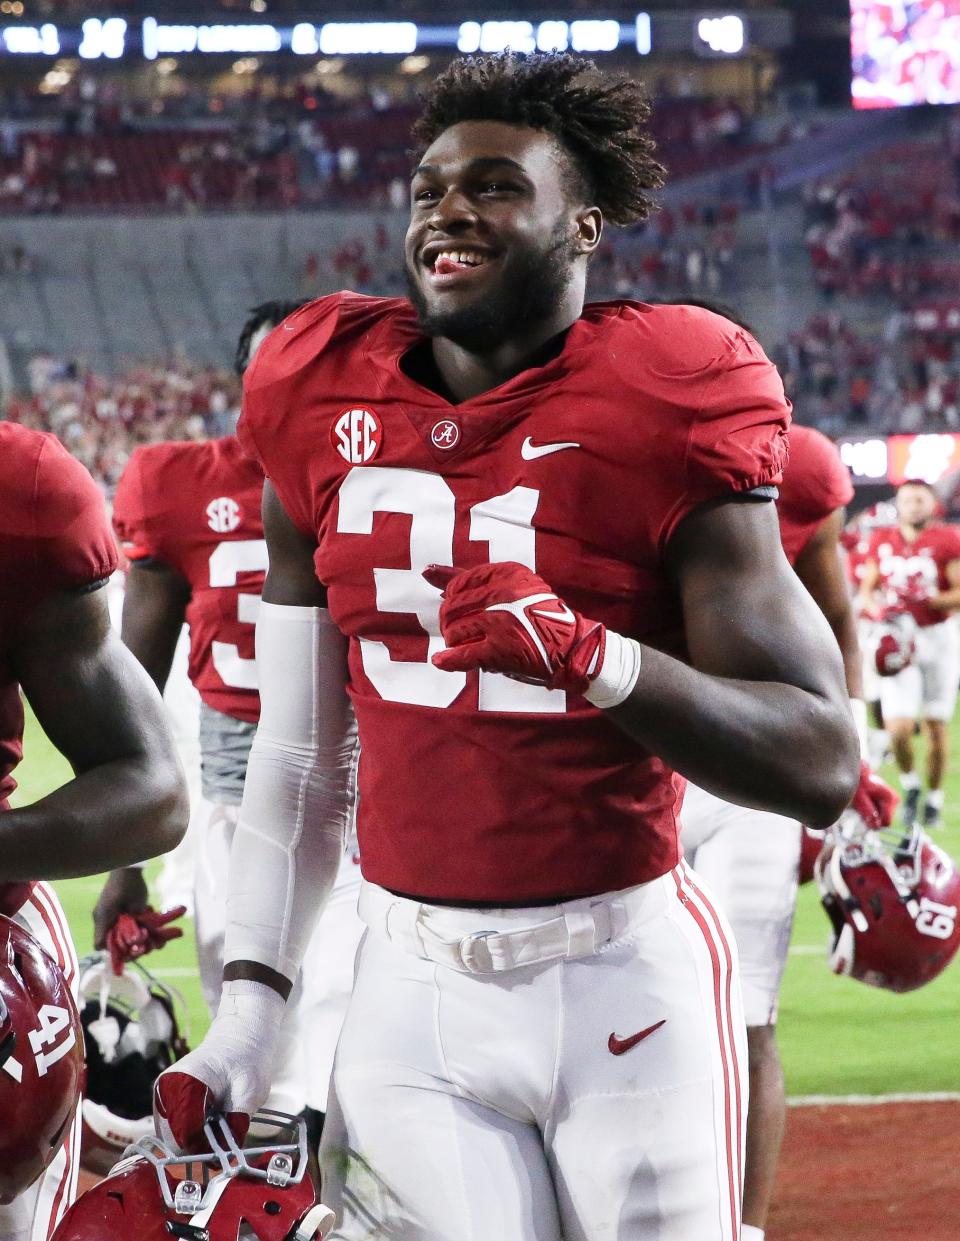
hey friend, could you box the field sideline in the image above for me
[11,706,960,1098]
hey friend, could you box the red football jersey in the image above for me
[848,531,878,593]
[240,294,790,903]
[112,438,266,724]
[867,523,960,628]
[0,424,117,913]
[777,425,854,566]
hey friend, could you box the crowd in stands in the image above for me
[802,133,960,302]
[0,72,767,214]
[776,312,960,437]
[3,355,239,493]
[592,201,742,301]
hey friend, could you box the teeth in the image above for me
[433,249,487,268]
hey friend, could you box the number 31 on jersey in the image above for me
[337,466,566,714]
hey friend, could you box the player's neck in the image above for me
[428,302,582,404]
[899,520,928,543]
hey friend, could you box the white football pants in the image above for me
[681,782,800,1028]
[0,885,80,1241]
[878,618,960,722]
[320,862,747,1241]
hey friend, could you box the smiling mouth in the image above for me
[423,247,494,280]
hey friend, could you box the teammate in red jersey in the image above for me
[93,301,301,966]
[94,298,307,959]
[93,301,363,1149]
[156,54,858,1241]
[0,422,187,1241]
[859,479,960,828]
[684,422,896,1241]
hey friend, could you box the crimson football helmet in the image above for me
[816,811,960,992]
[0,915,84,1203]
[77,952,189,1174]
[873,610,916,677]
[52,1111,335,1240]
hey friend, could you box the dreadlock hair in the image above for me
[412,52,666,228]
[235,299,308,376]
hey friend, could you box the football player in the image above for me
[0,422,187,1241]
[683,420,895,1241]
[94,299,364,1148]
[156,53,859,1240]
[859,478,960,828]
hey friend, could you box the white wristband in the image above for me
[850,697,869,761]
[584,630,643,710]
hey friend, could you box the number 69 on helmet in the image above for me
[815,812,960,992]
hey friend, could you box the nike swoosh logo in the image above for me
[608,1019,667,1055]
[530,603,576,625]
[521,436,580,460]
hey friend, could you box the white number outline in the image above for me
[336,467,566,714]
[914,896,957,941]
[208,539,269,690]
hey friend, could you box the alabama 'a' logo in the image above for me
[430,419,461,450]
[332,407,383,465]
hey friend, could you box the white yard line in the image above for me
[788,1092,960,1106]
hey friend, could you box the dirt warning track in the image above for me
[770,1099,960,1240]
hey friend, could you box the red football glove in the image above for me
[849,760,899,831]
[425,562,606,694]
[154,1072,250,1155]
[106,905,186,976]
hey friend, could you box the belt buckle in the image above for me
[458,930,496,972]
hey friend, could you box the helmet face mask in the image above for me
[816,812,960,992]
[52,1112,335,1241]
[129,1111,310,1215]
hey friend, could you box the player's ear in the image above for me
[574,207,603,257]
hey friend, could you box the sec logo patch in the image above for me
[332,407,382,465]
[431,419,461,450]
[207,497,242,533]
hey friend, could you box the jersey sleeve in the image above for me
[659,330,791,548]
[238,295,342,538]
[789,427,854,523]
[112,449,156,561]
[33,435,118,592]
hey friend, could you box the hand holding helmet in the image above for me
[154,979,285,1154]
[815,813,960,992]
[52,1111,335,1240]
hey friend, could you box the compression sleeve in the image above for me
[224,601,358,981]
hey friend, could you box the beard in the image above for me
[405,220,577,352]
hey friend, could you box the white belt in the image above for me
[357,874,672,975]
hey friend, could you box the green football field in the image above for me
[11,707,960,1098]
